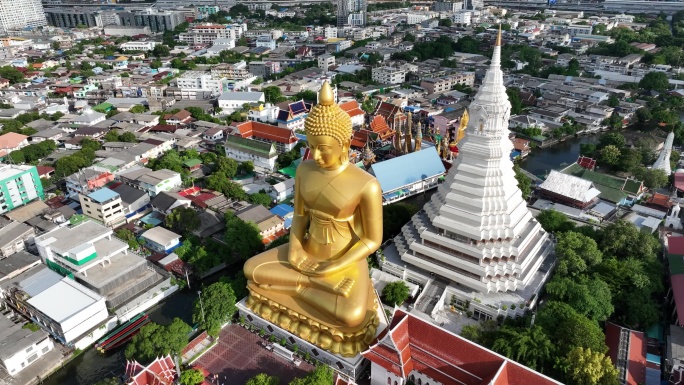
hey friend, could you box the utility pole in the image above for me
[197,290,206,325]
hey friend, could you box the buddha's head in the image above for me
[305,81,352,170]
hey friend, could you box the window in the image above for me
[387,378,391,385]
[25,346,33,353]
[41,346,49,354]
[267,325,273,332]
[288,337,295,344]
[27,353,38,363]
[312,349,319,356]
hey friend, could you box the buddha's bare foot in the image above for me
[309,276,355,297]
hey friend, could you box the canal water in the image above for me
[40,136,597,385]
[518,135,599,179]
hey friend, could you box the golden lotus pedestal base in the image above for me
[245,283,380,358]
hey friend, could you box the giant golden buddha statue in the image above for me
[244,81,383,357]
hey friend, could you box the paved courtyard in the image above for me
[194,325,314,385]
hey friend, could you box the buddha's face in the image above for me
[309,135,345,170]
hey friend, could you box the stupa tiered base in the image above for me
[245,283,380,358]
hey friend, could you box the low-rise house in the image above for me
[235,204,284,238]
[150,191,191,215]
[111,183,150,219]
[0,221,35,258]
[0,314,54,376]
[217,91,265,112]
[230,121,298,154]
[269,178,295,203]
[202,126,226,141]
[117,168,182,197]
[65,168,115,199]
[79,188,126,227]
[163,110,193,125]
[140,227,181,253]
[538,170,601,209]
[0,132,28,158]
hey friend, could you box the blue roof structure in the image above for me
[87,187,120,203]
[270,204,294,218]
[646,353,660,364]
[370,148,446,193]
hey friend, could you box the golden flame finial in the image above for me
[495,24,502,46]
[319,81,334,106]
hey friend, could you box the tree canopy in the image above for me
[289,365,334,385]
[124,318,191,363]
[381,281,410,306]
[246,373,280,385]
[179,369,205,385]
[194,281,237,337]
[165,206,200,236]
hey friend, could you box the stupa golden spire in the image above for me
[495,24,502,46]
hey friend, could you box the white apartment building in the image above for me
[453,10,473,25]
[119,41,158,52]
[372,66,407,85]
[0,316,54,376]
[78,187,125,227]
[179,24,233,46]
[567,24,593,36]
[174,71,226,99]
[0,0,47,34]
[420,72,475,94]
[2,266,108,345]
[211,61,253,80]
[318,54,335,71]
[117,168,182,197]
[255,36,276,50]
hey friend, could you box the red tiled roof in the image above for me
[627,330,646,385]
[672,275,684,327]
[675,171,684,192]
[125,355,176,385]
[339,100,365,118]
[669,236,684,256]
[362,310,562,385]
[351,130,369,148]
[36,166,55,177]
[577,156,597,170]
[182,331,208,355]
[369,115,391,134]
[605,322,647,385]
[148,125,177,133]
[648,193,671,209]
[233,121,298,144]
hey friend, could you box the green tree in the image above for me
[194,282,237,336]
[0,66,25,83]
[165,206,200,236]
[514,164,532,199]
[249,192,273,207]
[152,44,171,57]
[246,373,280,385]
[633,166,668,189]
[289,365,334,385]
[382,202,419,242]
[381,281,410,306]
[215,156,239,177]
[506,88,524,115]
[293,90,317,101]
[124,319,191,363]
[598,220,660,261]
[129,105,146,114]
[120,132,138,142]
[599,132,626,149]
[545,276,614,322]
[491,326,554,372]
[554,231,603,277]
[229,3,250,17]
[639,71,670,91]
[607,95,620,107]
[438,18,452,27]
[537,301,607,354]
[536,209,575,233]
[564,347,619,385]
[599,145,621,167]
[224,213,263,261]
[263,86,286,103]
[180,369,205,385]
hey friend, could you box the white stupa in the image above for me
[653,131,675,176]
[391,27,553,318]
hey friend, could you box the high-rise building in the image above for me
[389,30,553,321]
[0,0,47,34]
[45,8,102,28]
[337,0,366,27]
[0,165,44,215]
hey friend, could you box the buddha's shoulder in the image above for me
[343,165,379,187]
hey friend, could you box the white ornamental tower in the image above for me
[653,131,675,176]
[393,28,552,306]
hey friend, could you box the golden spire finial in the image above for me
[319,81,334,106]
[495,24,502,46]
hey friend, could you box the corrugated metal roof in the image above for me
[539,170,601,203]
[370,148,445,193]
[19,266,63,297]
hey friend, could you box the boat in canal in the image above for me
[95,313,150,353]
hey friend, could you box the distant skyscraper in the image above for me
[337,0,366,27]
[0,0,47,34]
